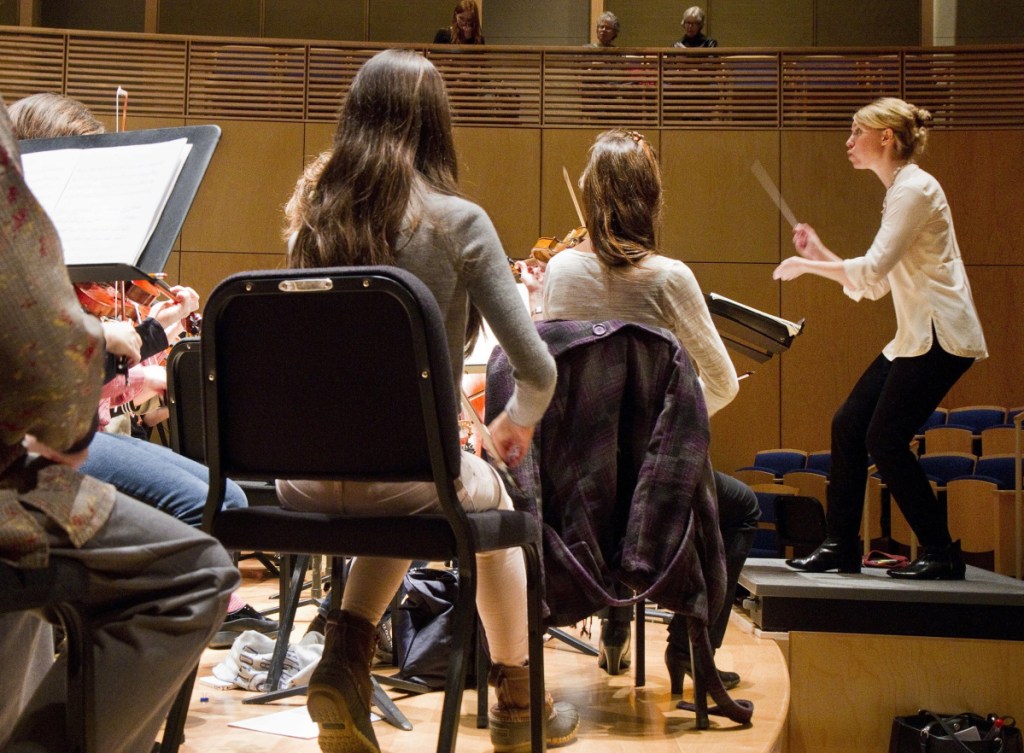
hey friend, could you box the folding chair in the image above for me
[192,266,547,753]
[0,559,93,753]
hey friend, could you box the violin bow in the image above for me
[562,166,586,228]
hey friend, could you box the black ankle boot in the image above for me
[597,618,631,676]
[887,540,966,580]
[786,537,861,573]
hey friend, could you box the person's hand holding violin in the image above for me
[148,285,200,339]
[101,319,143,367]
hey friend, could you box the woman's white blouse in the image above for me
[842,163,987,361]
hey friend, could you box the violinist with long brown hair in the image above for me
[527,129,759,698]
[279,49,578,753]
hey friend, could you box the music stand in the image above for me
[20,125,221,284]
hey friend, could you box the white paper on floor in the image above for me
[227,705,382,739]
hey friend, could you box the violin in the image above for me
[529,226,587,264]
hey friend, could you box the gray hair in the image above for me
[597,11,620,33]
[681,6,705,27]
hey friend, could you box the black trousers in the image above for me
[827,339,973,548]
[667,470,759,652]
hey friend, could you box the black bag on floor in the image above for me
[890,710,1022,753]
[392,567,476,689]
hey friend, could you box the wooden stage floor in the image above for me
[176,560,789,753]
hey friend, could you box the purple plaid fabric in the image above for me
[486,319,726,629]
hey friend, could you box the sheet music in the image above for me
[22,138,192,266]
[707,292,804,337]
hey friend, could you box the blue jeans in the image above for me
[81,431,248,527]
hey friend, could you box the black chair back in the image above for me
[202,266,461,486]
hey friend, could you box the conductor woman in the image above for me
[773,97,987,580]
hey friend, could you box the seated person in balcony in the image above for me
[673,5,718,47]
[8,91,276,647]
[277,49,577,753]
[520,129,759,693]
[434,0,485,44]
[0,98,239,753]
[586,11,620,47]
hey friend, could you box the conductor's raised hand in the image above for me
[792,223,825,260]
[487,410,534,469]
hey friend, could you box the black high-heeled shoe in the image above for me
[786,537,861,574]
[664,642,740,694]
[597,618,632,675]
[887,540,966,580]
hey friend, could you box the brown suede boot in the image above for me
[488,663,580,752]
[306,609,379,753]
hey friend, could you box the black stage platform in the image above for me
[739,559,1024,641]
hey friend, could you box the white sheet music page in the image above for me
[21,138,192,266]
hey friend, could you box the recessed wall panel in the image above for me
[485,0,589,46]
[454,127,541,261]
[159,0,260,37]
[816,0,920,46]
[368,0,451,44]
[661,130,779,264]
[714,0,813,47]
[181,119,305,254]
[264,0,366,42]
[41,0,144,32]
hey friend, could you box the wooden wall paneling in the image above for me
[779,130,894,451]
[904,49,1024,128]
[0,3,17,25]
[165,250,180,284]
[430,48,542,127]
[788,631,1024,753]
[65,35,187,118]
[484,0,589,47]
[368,0,451,44]
[539,127,616,244]
[303,121,333,162]
[179,250,285,311]
[263,0,366,43]
[158,0,260,38]
[943,264,1024,410]
[660,130,779,264]
[454,126,541,261]
[187,40,306,121]
[815,0,920,47]
[781,51,901,128]
[0,30,64,103]
[541,49,659,128]
[925,130,1024,264]
[40,0,143,33]
[695,261,784,473]
[661,51,779,128]
[713,0,814,48]
[180,119,305,254]
[956,0,1024,45]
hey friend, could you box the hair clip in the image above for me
[626,130,645,144]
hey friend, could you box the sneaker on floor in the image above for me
[210,604,279,649]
